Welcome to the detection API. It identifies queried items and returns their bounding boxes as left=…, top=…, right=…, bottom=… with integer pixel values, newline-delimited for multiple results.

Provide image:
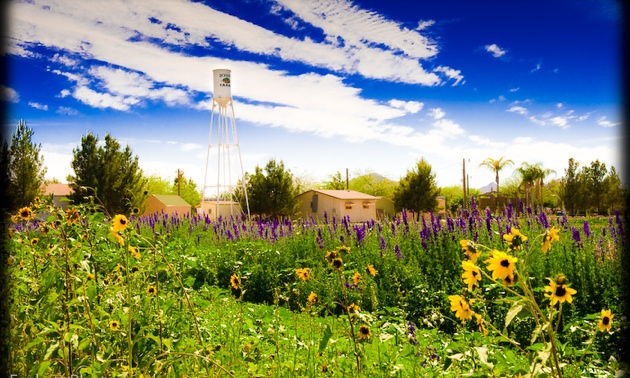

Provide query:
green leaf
left=504, top=301, right=524, bottom=329
left=318, top=325, right=332, bottom=353
left=37, top=361, right=51, bottom=376
left=43, top=342, right=59, bottom=360
left=474, top=346, right=494, bottom=368
left=24, top=337, right=45, bottom=350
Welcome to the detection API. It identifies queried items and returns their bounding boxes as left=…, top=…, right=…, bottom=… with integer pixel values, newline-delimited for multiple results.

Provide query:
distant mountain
left=479, top=182, right=497, bottom=193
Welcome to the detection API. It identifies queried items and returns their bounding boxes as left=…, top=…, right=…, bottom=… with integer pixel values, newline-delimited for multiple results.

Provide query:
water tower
left=201, top=69, right=250, bottom=220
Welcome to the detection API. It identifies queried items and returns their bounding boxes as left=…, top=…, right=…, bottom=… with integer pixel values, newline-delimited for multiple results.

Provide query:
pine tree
left=392, top=158, right=439, bottom=216
left=5, top=120, right=47, bottom=212
left=68, top=132, right=146, bottom=216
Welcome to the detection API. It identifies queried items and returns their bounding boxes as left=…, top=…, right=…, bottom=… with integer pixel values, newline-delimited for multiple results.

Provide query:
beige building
left=297, top=189, right=380, bottom=223
left=142, top=194, right=192, bottom=217
left=197, top=199, right=243, bottom=221
left=43, top=183, right=73, bottom=210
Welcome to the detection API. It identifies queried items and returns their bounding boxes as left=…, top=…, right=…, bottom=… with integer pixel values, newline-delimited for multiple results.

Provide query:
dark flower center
left=603, top=316, right=610, bottom=325
left=472, top=271, right=478, bottom=277
left=555, top=286, right=567, bottom=297
left=500, top=259, right=510, bottom=267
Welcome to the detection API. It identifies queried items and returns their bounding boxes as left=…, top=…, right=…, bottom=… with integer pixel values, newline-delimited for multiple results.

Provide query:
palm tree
left=533, top=165, right=556, bottom=208
left=516, top=162, right=537, bottom=209
left=479, top=156, right=514, bottom=206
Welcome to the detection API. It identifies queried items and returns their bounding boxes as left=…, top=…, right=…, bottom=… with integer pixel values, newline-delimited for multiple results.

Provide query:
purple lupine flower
left=538, top=211, right=549, bottom=229
left=583, top=220, right=591, bottom=238
left=379, top=235, right=386, bottom=251
left=609, top=218, right=619, bottom=244
left=354, top=225, right=366, bottom=246
left=571, top=227, right=582, bottom=248
left=507, top=201, right=513, bottom=221
left=471, top=196, right=479, bottom=218
left=391, top=222, right=396, bottom=236
left=407, top=321, right=418, bottom=345
left=395, top=244, right=403, bottom=259
left=446, top=216, right=454, bottom=233
left=316, top=228, right=324, bottom=249
left=519, top=199, right=524, bottom=214
left=615, top=210, right=625, bottom=239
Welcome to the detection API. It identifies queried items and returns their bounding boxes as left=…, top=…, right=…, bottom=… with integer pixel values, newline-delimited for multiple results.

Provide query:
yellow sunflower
left=448, top=295, right=475, bottom=323
left=331, top=257, right=343, bottom=270
left=544, top=276, right=577, bottom=306
left=366, top=264, right=378, bottom=276
left=324, top=250, right=338, bottom=262
left=111, top=214, right=129, bottom=232
left=30, top=238, right=39, bottom=246
left=295, top=267, right=310, bottom=281
left=65, top=208, right=81, bottom=225
left=230, top=274, right=241, bottom=289
left=18, top=207, right=34, bottom=221
left=337, top=245, right=351, bottom=254
left=128, top=246, right=141, bottom=259
left=542, top=226, right=561, bottom=253
left=109, top=320, right=121, bottom=331
left=598, top=309, right=613, bottom=332
left=307, top=292, right=317, bottom=306
left=475, top=313, right=488, bottom=336
left=503, top=227, right=528, bottom=251
left=460, top=240, right=481, bottom=263
left=347, top=303, right=360, bottom=316
left=461, top=260, right=482, bottom=291
left=147, top=286, right=157, bottom=296
left=484, top=250, right=518, bottom=280
left=110, top=229, right=124, bottom=246
left=352, top=272, right=362, bottom=285
left=358, top=325, right=371, bottom=341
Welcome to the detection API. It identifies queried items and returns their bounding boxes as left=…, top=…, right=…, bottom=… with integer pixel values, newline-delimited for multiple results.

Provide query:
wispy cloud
left=597, top=116, right=620, bottom=128
left=507, top=106, right=527, bottom=115
left=484, top=43, right=507, bottom=58
left=28, top=102, right=48, bottom=111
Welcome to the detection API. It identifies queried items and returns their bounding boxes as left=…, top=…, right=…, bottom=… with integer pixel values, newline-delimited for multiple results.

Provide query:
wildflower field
left=6, top=197, right=628, bottom=377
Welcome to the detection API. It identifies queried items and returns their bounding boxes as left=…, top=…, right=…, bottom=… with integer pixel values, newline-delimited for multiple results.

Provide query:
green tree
left=173, top=171, right=202, bottom=208
left=5, top=120, right=47, bottom=212
left=68, top=132, right=147, bottom=216
left=562, top=158, right=581, bottom=215
left=349, top=170, right=397, bottom=197
left=241, top=159, right=300, bottom=219
left=145, top=175, right=172, bottom=196
left=601, top=166, right=626, bottom=214
left=583, top=159, right=607, bottom=214
left=478, top=156, right=514, bottom=203
left=392, top=158, right=439, bottom=216
left=323, top=171, right=346, bottom=190
left=516, top=162, right=538, bottom=209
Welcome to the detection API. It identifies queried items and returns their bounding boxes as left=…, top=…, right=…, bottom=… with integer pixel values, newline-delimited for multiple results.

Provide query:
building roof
left=150, top=194, right=191, bottom=207
left=43, top=183, right=72, bottom=196
left=305, top=189, right=379, bottom=200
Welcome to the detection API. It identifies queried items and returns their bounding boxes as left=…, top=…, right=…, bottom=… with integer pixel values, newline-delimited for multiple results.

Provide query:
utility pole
left=346, top=168, right=349, bottom=190
left=462, top=158, right=467, bottom=209
left=177, top=169, right=181, bottom=196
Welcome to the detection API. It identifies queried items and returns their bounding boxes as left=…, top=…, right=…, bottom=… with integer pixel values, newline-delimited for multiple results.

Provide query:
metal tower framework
left=201, top=92, right=250, bottom=220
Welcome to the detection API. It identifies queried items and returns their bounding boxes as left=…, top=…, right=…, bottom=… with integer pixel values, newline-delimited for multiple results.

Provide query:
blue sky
left=2, top=0, right=624, bottom=194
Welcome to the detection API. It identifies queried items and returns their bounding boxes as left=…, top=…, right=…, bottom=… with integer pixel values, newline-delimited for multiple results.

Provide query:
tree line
left=2, top=121, right=627, bottom=220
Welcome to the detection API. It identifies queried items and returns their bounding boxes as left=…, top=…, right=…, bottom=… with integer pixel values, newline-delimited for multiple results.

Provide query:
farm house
left=142, top=194, right=192, bottom=217
left=297, top=189, right=381, bottom=223
left=197, top=199, right=243, bottom=221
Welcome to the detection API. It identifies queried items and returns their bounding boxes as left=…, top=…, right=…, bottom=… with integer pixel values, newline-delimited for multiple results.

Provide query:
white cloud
left=28, top=102, right=48, bottom=110
left=417, top=20, right=435, bottom=30
left=549, top=116, right=570, bottom=129
left=597, top=116, right=619, bottom=128
left=507, top=106, right=527, bottom=115
left=531, top=63, right=541, bottom=73
left=433, top=66, right=464, bottom=86
left=556, top=102, right=563, bottom=108
left=429, top=108, right=445, bottom=119
left=388, top=99, right=424, bottom=114
left=73, top=86, right=134, bottom=111
left=1, top=85, right=19, bottom=102
left=508, top=87, right=519, bottom=92
left=529, top=116, right=546, bottom=125
left=57, top=106, right=78, bottom=115
left=485, top=44, right=506, bottom=58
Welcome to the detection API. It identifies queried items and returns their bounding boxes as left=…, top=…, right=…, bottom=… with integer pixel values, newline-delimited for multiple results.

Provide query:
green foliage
left=7, top=197, right=625, bottom=377
left=349, top=170, right=397, bottom=197
left=3, top=120, right=47, bottom=212
left=561, top=158, right=626, bottom=216
left=241, top=159, right=300, bottom=219
left=173, top=171, right=201, bottom=207
left=68, top=133, right=147, bottom=216
left=322, top=171, right=346, bottom=190
left=392, top=158, right=439, bottom=214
